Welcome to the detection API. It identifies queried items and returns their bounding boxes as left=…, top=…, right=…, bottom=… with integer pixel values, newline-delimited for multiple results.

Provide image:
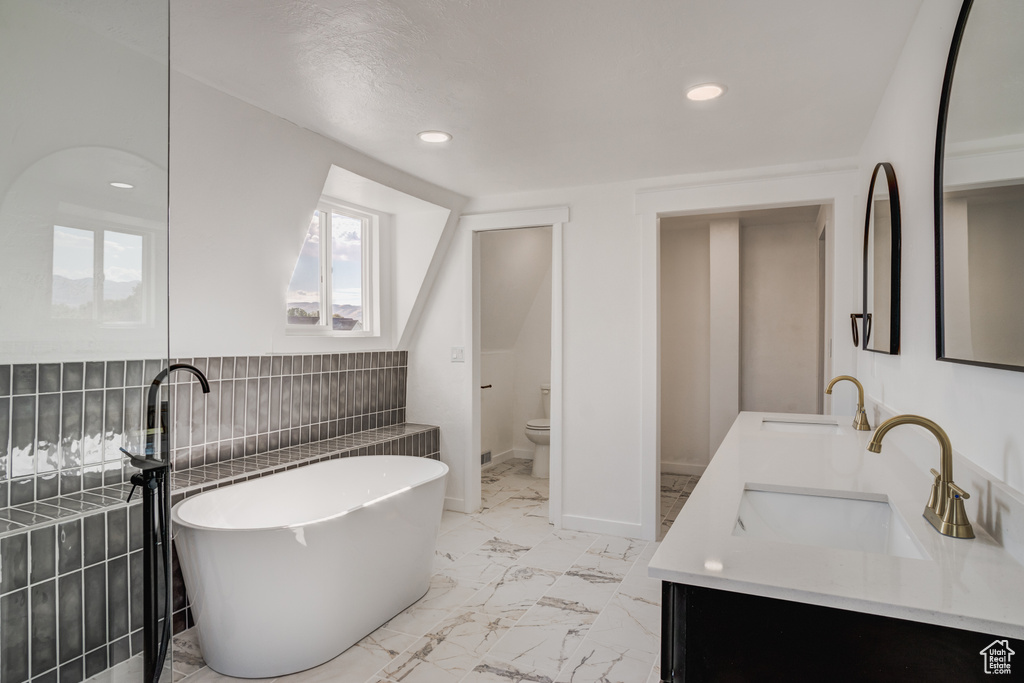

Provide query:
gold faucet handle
left=941, top=481, right=975, bottom=539
left=948, top=481, right=970, bottom=500
left=927, top=469, right=942, bottom=511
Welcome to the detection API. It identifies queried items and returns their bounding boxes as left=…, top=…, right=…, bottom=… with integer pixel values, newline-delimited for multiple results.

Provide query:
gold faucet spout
left=824, top=375, right=871, bottom=431
left=866, top=414, right=974, bottom=539
left=868, top=415, right=953, bottom=506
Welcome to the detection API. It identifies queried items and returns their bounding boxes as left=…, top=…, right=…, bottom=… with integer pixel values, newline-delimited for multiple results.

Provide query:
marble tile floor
left=174, top=459, right=699, bottom=683
left=659, top=473, right=698, bottom=540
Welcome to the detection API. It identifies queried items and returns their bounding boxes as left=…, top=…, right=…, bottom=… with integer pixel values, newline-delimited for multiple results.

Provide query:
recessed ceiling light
left=418, top=130, right=452, bottom=143
left=109, top=181, right=134, bottom=189
left=686, top=83, right=726, bottom=101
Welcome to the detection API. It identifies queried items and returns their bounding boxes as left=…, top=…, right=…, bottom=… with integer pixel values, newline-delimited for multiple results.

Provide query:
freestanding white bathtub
left=171, top=455, right=448, bottom=678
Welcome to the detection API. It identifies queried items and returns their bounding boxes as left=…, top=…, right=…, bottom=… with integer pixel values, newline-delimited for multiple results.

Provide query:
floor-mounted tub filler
left=171, top=455, right=448, bottom=678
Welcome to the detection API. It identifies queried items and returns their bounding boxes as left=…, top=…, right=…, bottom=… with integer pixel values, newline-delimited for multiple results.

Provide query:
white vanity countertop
left=648, top=411, right=1024, bottom=639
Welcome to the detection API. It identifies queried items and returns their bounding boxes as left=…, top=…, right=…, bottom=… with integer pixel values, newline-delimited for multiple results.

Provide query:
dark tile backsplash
left=0, top=362, right=151, bottom=512
left=0, top=352, right=409, bottom=509
left=167, top=352, right=408, bottom=473
left=1, top=505, right=144, bottom=683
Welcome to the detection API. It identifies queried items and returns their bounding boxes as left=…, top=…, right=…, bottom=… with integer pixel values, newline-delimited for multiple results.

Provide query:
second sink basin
left=733, top=485, right=927, bottom=560
left=760, top=417, right=842, bottom=435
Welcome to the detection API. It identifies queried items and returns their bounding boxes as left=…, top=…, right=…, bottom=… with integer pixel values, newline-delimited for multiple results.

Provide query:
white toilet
left=524, top=383, right=551, bottom=478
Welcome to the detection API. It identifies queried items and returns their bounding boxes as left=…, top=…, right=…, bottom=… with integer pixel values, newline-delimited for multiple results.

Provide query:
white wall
left=857, top=0, right=1024, bottom=495
left=512, top=264, right=552, bottom=454
left=168, top=73, right=465, bottom=358
left=708, top=219, right=740, bottom=455
left=480, top=350, right=514, bottom=460
left=408, top=163, right=860, bottom=536
left=395, top=210, right=449, bottom=339
left=408, top=183, right=646, bottom=527
left=658, top=211, right=821, bottom=474
left=740, top=220, right=820, bottom=413
left=479, top=228, right=552, bottom=352
left=659, top=222, right=710, bottom=471
left=406, top=226, right=474, bottom=510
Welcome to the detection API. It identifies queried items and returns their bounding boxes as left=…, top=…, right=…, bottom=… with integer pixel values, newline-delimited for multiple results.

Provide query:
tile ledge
left=0, top=422, right=439, bottom=539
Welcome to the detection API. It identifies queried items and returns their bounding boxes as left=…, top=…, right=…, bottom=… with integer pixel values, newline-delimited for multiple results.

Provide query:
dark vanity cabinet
left=660, top=582, right=1019, bottom=682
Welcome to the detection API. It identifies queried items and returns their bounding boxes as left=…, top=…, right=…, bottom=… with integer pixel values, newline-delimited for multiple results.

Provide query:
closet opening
left=657, top=204, right=831, bottom=537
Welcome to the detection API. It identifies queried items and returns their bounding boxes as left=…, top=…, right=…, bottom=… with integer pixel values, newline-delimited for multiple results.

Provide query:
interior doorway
left=462, top=207, right=567, bottom=525
left=656, top=204, right=832, bottom=537
left=478, top=226, right=553, bottom=479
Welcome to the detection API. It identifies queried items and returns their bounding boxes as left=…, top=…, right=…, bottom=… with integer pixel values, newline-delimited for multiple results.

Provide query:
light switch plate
left=451, top=347, right=465, bottom=363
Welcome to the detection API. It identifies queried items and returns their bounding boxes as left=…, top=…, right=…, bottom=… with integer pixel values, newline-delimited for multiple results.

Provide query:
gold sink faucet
left=867, top=415, right=974, bottom=539
left=824, top=375, right=871, bottom=431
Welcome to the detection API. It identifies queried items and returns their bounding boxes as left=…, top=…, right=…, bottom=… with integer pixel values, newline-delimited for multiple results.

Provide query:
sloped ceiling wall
left=480, top=227, right=552, bottom=351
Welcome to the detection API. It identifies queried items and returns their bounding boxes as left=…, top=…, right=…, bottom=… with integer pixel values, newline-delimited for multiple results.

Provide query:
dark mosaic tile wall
left=0, top=352, right=409, bottom=511
left=167, top=352, right=408, bottom=473
left=0, top=499, right=146, bottom=683
left=0, top=360, right=163, bottom=512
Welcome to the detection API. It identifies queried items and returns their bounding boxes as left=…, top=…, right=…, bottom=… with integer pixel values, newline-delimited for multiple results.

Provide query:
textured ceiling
left=171, top=0, right=924, bottom=197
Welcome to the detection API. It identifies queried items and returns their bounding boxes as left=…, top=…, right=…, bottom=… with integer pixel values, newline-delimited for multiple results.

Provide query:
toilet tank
left=541, top=383, right=551, bottom=418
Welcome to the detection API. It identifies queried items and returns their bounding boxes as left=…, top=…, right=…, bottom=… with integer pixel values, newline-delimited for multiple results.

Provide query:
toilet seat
left=526, top=419, right=550, bottom=430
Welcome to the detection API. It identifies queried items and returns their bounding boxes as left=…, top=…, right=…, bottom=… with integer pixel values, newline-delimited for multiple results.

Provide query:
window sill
left=284, top=326, right=378, bottom=338
left=273, top=323, right=392, bottom=355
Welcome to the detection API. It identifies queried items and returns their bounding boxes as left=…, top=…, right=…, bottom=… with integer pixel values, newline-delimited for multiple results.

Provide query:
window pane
left=102, top=231, right=144, bottom=322
left=331, top=212, right=362, bottom=331
left=52, top=225, right=94, bottom=318
left=286, top=211, right=321, bottom=325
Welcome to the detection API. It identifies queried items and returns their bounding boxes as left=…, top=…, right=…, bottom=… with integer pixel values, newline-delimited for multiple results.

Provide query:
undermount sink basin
left=760, top=418, right=842, bottom=435
left=733, top=485, right=928, bottom=560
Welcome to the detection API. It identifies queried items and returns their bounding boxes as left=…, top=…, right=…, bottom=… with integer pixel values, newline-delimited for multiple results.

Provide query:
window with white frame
left=285, top=200, right=376, bottom=334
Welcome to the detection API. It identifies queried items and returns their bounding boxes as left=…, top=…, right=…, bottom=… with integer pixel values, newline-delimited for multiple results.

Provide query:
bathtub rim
left=170, top=455, right=448, bottom=533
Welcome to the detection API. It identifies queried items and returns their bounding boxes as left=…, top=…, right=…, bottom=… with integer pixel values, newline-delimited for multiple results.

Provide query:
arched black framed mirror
left=863, top=162, right=901, bottom=354
left=935, top=0, right=1024, bottom=371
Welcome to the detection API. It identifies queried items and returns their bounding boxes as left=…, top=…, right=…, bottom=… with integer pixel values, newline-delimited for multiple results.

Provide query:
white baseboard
left=444, top=496, right=467, bottom=513
left=561, top=513, right=644, bottom=539
left=661, top=462, right=706, bottom=476
left=482, top=448, right=535, bottom=471
left=483, top=449, right=516, bottom=470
